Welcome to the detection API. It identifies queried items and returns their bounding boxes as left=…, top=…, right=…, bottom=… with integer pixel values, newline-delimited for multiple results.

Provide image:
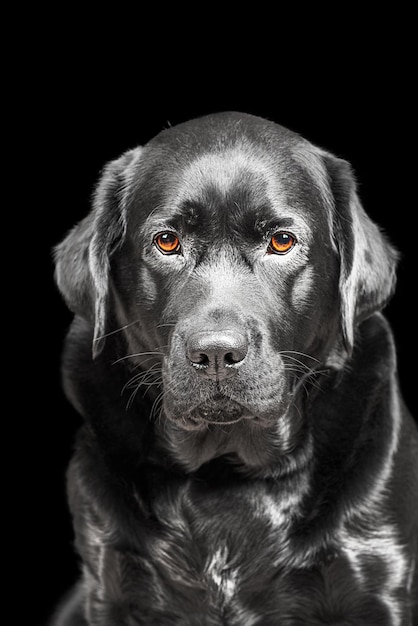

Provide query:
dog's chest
left=82, top=473, right=406, bottom=625
left=150, top=476, right=300, bottom=570
left=138, top=478, right=302, bottom=622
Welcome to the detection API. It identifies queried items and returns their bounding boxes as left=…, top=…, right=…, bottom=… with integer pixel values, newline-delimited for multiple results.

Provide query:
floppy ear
left=54, top=147, right=143, bottom=358
left=321, top=153, right=398, bottom=356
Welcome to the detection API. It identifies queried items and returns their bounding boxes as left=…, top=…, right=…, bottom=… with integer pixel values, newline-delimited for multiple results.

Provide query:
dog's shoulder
left=308, top=313, right=417, bottom=513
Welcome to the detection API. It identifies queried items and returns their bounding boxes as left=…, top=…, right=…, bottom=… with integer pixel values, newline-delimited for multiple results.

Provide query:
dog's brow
left=142, top=209, right=177, bottom=234
left=254, top=216, right=295, bottom=234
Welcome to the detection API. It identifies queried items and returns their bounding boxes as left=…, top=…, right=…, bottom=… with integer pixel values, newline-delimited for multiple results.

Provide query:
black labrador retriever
left=52, top=112, right=418, bottom=625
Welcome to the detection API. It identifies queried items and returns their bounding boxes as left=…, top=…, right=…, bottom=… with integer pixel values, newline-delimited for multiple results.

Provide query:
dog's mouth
left=188, top=396, right=249, bottom=426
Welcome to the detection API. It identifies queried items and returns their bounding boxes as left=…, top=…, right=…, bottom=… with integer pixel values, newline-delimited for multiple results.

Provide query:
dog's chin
left=164, top=395, right=274, bottom=432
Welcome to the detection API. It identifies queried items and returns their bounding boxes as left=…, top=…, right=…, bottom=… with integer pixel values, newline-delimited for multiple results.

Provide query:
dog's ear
left=54, top=147, right=143, bottom=358
left=322, top=153, right=398, bottom=356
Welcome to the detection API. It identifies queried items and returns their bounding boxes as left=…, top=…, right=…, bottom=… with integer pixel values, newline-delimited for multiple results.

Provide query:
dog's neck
left=155, top=402, right=315, bottom=479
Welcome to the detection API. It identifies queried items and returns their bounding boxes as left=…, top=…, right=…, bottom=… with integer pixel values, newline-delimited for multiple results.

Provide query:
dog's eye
left=154, top=232, right=182, bottom=255
left=268, top=232, right=296, bottom=255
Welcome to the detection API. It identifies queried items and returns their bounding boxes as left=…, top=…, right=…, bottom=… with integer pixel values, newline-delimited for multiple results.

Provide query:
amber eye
left=154, top=232, right=182, bottom=255
left=269, top=232, right=296, bottom=254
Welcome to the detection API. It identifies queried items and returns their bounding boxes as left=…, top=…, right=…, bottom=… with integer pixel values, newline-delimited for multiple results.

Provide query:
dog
left=52, top=112, right=418, bottom=625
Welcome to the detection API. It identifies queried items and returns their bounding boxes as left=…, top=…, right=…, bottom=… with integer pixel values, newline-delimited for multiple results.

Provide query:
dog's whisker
left=126, top=379, right=162, bottom=410
left=122, top=362, right=162, bottom=387
left=123, top=370, right=163, bottom=394
left=279, top=350, right=321, bottom=364
left=149, top=377, right=186, bottom=423
left=130, top=355, right=162, bottom=372
left=113, top=351, right=166, bottom=365
left=290, top=366, right=330, bottom=396
left=281, top=355, right=318, bottom=372
left=281, top=353, right=330, bottom=389
left=123, top=365, right=164, bottom=407
left=94, top=318, right=142, bottom=341
left=130, top=346, right=169, bottom=371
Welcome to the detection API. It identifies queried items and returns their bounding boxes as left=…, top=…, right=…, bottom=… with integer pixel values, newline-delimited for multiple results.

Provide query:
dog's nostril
left=187, top=331, right=248, bottom=379
left=224, top=352, right=235, bottom=366
left=224, top=350, right=244, bottom=365
left=193, top=352, right=210, bottom=366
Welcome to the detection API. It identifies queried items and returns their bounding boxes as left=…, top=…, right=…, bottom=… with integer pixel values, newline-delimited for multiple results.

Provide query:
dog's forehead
left=173, top=147, right=283, bottom=205
left=167, top=147, right=314, bottom=233
left=130, top=116, right=335, bottom=236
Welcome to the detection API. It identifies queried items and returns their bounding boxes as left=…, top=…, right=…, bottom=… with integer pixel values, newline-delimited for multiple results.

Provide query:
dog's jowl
left=51, top=113, right=418, bottom=625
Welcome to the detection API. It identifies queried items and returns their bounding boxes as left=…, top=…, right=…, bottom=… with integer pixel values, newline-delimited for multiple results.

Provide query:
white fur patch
left=205, top=546, right=239, bottom=602
left=340, top=523, right=408, bottom=626
left=249, top=463, right=313, bottom=569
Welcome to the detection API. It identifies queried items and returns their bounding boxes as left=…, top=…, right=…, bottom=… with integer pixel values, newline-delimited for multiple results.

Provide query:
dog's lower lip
left=193, top=415, right=244, bottom=426
left=191, top=399, right=246, bottom=424
left=199, top=414, right=243, bottom=425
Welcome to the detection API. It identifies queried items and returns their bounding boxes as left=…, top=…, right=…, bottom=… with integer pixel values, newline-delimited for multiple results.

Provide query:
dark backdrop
left=29, top=66, right=415, bottom=625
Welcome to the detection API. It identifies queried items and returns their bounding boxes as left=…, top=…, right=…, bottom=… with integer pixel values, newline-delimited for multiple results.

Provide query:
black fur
left=51, top=113, right=418, bottom=625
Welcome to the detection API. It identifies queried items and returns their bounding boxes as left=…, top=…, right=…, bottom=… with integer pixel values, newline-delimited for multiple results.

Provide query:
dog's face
left=55, top=113, right=397, bottom=458
left=122, top=134, right=342, bottom=435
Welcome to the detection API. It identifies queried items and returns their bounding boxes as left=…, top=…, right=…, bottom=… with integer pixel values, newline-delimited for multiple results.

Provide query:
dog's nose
left=187, top=331, right=248, bottom=381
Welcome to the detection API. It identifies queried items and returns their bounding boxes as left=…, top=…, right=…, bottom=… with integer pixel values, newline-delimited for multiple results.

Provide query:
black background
left=26, top=50, right=416, bottom=625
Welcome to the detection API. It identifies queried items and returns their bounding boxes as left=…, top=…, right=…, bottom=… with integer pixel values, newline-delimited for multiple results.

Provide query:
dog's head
left=55, top=113, right=397, bottom=463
